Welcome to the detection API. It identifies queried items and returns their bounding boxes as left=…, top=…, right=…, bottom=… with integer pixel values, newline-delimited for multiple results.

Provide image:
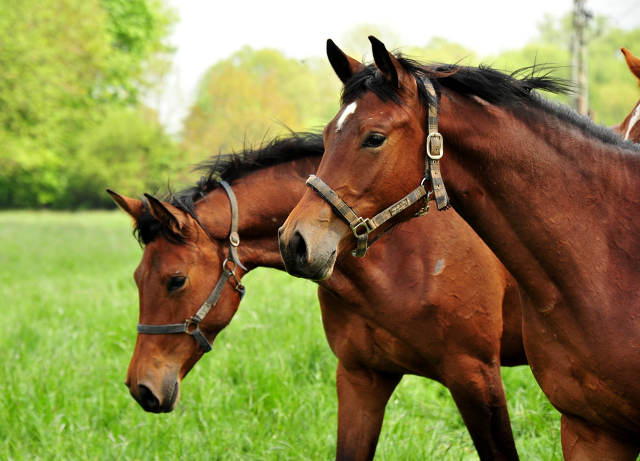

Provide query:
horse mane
left=342, top=57, right=640, bottom=151
left=134, top=131, right=324, bottom=246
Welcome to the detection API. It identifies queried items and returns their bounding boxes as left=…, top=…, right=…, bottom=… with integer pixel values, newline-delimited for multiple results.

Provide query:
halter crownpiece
left=423, top=78, right=451, bottom=211
left=136, top=181, right=246, bottom=353
left=306, top=77, right=450, bottom=258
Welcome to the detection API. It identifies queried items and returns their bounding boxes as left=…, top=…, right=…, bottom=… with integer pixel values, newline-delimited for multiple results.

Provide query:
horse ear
left=369, top=35, right=415, bottom=92
left=106, top=189, right=144, bottom=222
left=369, top=36, right=400, bottom=88
left=621, top=47, right=640, bottom=84
left=327, top=39, right=363, bottom=84
left=144, top=194, right=193, bottom=238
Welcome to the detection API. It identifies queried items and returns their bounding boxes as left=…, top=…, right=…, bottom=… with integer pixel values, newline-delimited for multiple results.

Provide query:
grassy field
left=0, top=211, right=562, bottom=460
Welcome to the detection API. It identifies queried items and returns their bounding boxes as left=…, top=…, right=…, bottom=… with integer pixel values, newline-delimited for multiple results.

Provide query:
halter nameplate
left=136, top=181, right=246, bottom=353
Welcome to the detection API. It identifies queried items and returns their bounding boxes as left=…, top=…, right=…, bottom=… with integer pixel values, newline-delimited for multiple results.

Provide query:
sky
left=158, top=0, right=640, bottom=132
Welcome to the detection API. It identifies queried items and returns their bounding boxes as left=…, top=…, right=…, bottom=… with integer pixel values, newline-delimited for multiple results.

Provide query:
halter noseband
left=307, top=78, right=450, bottom=258
left=136, top=181, right=246, bottom=353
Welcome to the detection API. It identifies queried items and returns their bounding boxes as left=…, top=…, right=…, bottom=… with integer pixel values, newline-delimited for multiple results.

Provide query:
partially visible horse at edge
left=109, top=132, right=527, bottom=461
left=613, top=46, right=640, bottom=143
left=278, top=37, right=640, bottom=460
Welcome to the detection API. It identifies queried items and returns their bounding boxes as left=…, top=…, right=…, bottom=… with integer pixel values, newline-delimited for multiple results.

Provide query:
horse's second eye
left=167, top=276, right=186, bottom=292
left=363, top=134, right=386, bottom=148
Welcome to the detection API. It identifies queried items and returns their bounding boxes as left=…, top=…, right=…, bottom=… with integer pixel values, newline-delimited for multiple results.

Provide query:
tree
left=60, top=108, right=179, bottom=209
left=0, top=0, right=177, bottom=208
left=182, top=47, right=340, bottom=161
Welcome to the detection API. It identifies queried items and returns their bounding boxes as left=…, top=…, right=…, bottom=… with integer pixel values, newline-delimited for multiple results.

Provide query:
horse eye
left=362, top=134, right=386, bottom=148
left=166, top=276, right=187, bottom=292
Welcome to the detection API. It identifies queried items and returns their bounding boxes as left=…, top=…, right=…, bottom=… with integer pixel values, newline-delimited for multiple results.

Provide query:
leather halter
left=136, top=181, right=246, bottom=353
left=307, top=78, right=450, bottom=258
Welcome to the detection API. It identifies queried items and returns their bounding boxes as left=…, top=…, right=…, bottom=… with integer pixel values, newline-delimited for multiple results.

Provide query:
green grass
left=0, top=211, right=561, bottom=460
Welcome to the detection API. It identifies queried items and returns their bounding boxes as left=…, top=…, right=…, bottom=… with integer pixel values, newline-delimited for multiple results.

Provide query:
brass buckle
left=351, top=218, right=373, bottom=237
left=426, top=132, right=444, bottom=160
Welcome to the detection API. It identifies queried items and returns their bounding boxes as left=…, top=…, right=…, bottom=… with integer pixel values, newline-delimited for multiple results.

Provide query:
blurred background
left=0, top=0, right=638, bottom=208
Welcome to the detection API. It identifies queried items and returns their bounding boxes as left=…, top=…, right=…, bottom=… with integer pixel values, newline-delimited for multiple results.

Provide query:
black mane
left=342, top=57, right=639, bottom=150
left=134, top=131, right=324, bottom=246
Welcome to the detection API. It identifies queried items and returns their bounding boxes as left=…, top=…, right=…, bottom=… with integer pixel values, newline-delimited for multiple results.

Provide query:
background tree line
left=1, top=7, right=639, bottom=209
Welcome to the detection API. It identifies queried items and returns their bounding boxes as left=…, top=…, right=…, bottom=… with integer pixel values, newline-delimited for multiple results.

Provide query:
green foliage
left=101, top=0, right=177, bottom=104
left=0, top=0, right=177, bottom=209
left=182, top=47, right=341, bottom=161
left=404, top=37, right=479, bottom=66
left=0, top=135, right=66, bottom=208
left=59, top=108, right=181, bottom=209
left=0, top=211, right=562, bottom=459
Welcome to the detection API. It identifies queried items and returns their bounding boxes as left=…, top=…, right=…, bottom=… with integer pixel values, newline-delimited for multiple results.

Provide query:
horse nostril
left=292, top=230, right=308, bottom=265
left=138, top=384, right=160, bottom=412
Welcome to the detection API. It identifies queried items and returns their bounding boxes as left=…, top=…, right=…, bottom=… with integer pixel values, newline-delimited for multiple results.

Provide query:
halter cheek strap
left=136, top=181, right=246, bottom=353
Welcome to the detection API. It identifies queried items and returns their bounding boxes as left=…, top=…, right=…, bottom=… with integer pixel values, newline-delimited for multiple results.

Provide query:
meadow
left=0, top=211, right=562, bottom=460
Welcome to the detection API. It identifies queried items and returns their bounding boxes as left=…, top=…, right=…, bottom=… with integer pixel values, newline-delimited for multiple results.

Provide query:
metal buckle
left=426, top=132, right=444, bottom=159
left=351, top=218, right=373, bottom=237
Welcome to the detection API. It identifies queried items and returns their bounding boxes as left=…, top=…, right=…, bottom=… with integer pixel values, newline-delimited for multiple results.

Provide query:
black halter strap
left=136, top=181, right=246, bottom=353
left=306, top=77, right=450, bottom=258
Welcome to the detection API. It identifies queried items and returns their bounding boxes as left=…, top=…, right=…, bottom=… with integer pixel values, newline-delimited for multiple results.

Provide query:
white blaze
left=624, top=105, right=640, bottom=141
left=336, top=102, right=357, bottom=132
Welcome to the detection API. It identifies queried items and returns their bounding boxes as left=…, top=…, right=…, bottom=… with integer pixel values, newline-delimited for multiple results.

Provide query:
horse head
left=109, top=188, right=245, bottom=413
left=279, top=37, right=429, bottom=279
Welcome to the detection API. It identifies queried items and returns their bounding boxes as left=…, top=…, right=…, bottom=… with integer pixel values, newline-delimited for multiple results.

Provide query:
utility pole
left=571, top=0, right=592, bottom=116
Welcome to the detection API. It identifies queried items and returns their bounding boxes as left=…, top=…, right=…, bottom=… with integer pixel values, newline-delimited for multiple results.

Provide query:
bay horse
left=109, top=132, right=527, bottom=461
left=613, top=47, right=640, bottom=143
left=278, top=37, right=640, bottom=460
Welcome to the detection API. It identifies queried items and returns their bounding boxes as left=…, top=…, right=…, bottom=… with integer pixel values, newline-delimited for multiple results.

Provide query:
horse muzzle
left=126, top=375, right=180, bottom=414
left=278, top=225, right=338, bottom=281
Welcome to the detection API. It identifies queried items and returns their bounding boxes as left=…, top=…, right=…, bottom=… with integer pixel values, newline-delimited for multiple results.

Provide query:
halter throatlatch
left=306, top=77, right=450, bottom=258
left=136, top=181, right=246, bottom=353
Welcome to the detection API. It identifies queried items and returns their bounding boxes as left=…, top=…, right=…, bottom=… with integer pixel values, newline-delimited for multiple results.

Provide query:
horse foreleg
left=335, top=361, right=401, bottom=461
left=561, top=414, right=640, bottom=461
left=443, top=356, right=520, bottom=461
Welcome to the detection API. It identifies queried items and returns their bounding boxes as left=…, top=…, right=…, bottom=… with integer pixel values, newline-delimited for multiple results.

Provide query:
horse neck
left=197, top=156, right=321, bottom=271
left=438, top=92, right=640, bottom=308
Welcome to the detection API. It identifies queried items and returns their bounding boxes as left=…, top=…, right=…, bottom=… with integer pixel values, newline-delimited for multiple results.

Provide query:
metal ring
left=351, top=218, right=373, bottom=237
left=223, top=258, right=236, bottom=273
left=185, top=318, right=199, bottom=335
